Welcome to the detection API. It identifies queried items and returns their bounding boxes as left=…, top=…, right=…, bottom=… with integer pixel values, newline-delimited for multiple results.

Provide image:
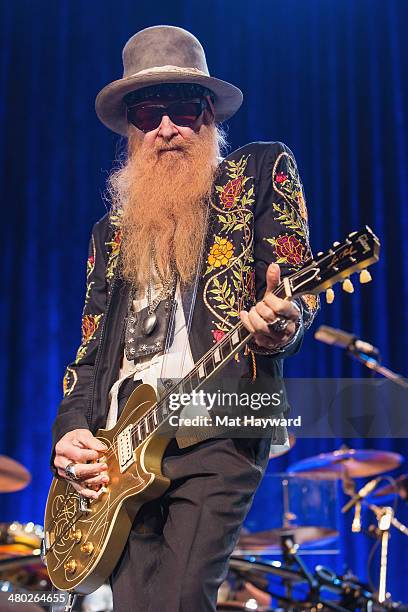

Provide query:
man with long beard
left=51, top=25, right=318, bottom=611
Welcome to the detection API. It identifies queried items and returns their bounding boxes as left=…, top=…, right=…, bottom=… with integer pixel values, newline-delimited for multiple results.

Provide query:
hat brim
left=95, top=70, right=243, bottom=136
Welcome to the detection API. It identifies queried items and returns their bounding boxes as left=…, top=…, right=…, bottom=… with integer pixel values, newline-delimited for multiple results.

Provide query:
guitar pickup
left=117, top=425, right=135, bottom=473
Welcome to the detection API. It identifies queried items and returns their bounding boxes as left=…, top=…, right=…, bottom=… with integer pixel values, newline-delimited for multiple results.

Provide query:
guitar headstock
left=289, top=227, right=380, bottom=302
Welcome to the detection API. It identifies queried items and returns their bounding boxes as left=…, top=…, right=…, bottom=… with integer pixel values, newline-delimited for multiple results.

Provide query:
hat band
left=125, top=65, right=209, bottom=79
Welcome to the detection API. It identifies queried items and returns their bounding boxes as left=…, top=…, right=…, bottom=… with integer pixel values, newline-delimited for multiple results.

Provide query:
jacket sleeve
left=251, top=141, right=320, bottom=358
left=51, top=216, right=112, bottom=464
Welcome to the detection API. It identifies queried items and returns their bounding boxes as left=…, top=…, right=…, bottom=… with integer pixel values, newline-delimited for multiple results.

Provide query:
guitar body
left=44, top=384, right=170, bottom=594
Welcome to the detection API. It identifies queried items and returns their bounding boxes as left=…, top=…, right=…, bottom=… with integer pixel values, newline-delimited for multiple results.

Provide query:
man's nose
left=157, top=114, right=179, bottom=139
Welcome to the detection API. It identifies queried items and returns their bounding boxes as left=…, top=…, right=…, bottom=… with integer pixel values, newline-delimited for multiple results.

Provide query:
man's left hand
left=239, top=263, right=300, bottom=350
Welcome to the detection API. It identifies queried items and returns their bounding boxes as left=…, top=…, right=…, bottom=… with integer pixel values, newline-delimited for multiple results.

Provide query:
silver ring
left=64, top=462, right=79, bottom=481
left=268, top=317, right=289, bottom=333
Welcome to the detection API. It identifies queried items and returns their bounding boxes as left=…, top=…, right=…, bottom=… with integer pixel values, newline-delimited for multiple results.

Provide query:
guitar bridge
left=117, top=425, right=135, bottom=473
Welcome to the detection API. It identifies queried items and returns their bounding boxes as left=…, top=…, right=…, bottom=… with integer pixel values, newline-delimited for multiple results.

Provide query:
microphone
left=314, top=325, right=380, bottom=357
left=341, top=477, right=381, bottom=513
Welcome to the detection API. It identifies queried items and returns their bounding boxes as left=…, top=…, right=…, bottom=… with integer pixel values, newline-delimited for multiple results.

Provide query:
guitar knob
left=64, top=559, right=77, bottom=574
left=325, top=288, right=335, bottom=304
left=342, top=278, right=354, bottom=293
left=70, top=529, right=82, bottom=543
left=360, top=269, right=372, bottom=284
left=80, top=542, right=94, bottom=556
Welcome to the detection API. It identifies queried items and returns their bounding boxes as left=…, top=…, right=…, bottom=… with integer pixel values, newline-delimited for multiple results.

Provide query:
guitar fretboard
left=126, top=280, right=291, bottom=448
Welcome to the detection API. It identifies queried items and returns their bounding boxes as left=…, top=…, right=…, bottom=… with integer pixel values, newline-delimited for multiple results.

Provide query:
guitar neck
left=128, top=280, right=291, bottom=448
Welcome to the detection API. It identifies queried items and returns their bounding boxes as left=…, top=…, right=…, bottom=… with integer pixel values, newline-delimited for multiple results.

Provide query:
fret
left=181, top=375, right=194, bottom=395
left=231, top=328, right=240, bottom=346
left=204, top=351, right=215, bottom=376
left=220, top=336, right=233, bottom=361
left=198, top=362, right=206, bottom=379
left=188, top=369, right=201, bottom=393
left=131, top=429, right=138, bottom=448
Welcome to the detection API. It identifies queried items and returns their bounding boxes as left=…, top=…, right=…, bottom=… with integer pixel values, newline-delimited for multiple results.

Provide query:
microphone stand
left=346, top=348, right=408, bottom=389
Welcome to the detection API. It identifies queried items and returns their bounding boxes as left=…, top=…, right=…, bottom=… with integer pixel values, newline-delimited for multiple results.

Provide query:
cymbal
left=288, top=448, right=403, bottom=479
left=0, top=456, right=31, bottom=493
left=235, top=526, right=338, bottom=554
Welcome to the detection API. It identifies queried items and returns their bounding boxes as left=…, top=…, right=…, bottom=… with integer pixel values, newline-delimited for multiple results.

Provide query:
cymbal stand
left=366, top=503, right=407, bottom=604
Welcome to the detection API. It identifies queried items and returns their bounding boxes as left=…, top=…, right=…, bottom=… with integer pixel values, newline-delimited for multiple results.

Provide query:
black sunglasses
left=126, top=99, right=208, bottom=133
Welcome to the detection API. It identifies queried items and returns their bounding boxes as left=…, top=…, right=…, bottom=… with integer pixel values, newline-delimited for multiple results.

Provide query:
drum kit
left=1, top=445, right=407, bottom=611
left=218, top=443, right=408, bottom=611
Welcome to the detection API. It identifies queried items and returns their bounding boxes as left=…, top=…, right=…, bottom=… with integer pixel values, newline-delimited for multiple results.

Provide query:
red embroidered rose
left=275, top=172, right=288, bottom=184
left=275, top=235, right=305, bottom=266
left=112, top=230, right=122, bottom=251
left=87, top=254, right=95, bottom=276
left=81, top=314, right=102, bottom=344
left=220, top=177, right=243, bottom=208
left=212, top=329, right=226, bottom=343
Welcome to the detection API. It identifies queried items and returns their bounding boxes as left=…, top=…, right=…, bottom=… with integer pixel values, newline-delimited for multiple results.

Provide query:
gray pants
left=110, top=436, right=270, bottom=612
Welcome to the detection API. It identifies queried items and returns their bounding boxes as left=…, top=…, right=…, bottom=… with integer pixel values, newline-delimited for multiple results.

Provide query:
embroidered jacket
left=53, top=141, right=319, bottom=455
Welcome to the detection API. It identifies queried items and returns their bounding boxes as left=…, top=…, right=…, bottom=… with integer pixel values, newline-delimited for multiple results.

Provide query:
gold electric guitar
left=43, top=227, right=380, bottom=594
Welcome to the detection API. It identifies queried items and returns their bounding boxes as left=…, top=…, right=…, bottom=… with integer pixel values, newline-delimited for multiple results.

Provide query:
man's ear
left=203, top=108, right=215, bottom=126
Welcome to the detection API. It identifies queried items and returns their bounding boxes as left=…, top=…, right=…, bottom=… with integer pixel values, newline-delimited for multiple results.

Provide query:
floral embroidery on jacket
left=207, top=237, right=234, bottom=270
left=266, top=148, right=319, bottom=325
left=264, top=233, right=306, bottom=267
left=63, top=366, right=78, bottom=397
left=300, top=294, right=320, bottom=328
left=204, top=154, right=256, bottom=339
left=84, top=235, right=96, bottom=305
left=75, top=314, right=102, bottom=363
left=262, top=150, right=311, bottom=271
left=272, top=152, right=308, bottom=221
left=272, top=151, right=309, bottom=238
left=106, top=211, right=123, bottom=281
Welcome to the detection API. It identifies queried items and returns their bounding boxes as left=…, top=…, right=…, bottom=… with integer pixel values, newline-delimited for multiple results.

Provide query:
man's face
left=127, top=96, right=213, bottom=155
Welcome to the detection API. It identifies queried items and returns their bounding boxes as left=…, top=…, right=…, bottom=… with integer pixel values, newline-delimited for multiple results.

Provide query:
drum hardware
left=237, top=473, right=339, bottom=556
left=340, top=470, right=408, bottom=605
left=369, top=475, right=408, bottom=503
left=235, top=451, right=407, bottom=611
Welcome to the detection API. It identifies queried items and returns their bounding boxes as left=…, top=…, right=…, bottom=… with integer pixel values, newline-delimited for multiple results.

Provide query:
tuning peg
left=333, top=241, right=340, bottom=247
left=359, top=269, right=372, bottom=284
left=326, top=288, right=335, bottom=303
left=342, top=278, right=354, bottom=293
left=317, top=251, right=323, bottom=257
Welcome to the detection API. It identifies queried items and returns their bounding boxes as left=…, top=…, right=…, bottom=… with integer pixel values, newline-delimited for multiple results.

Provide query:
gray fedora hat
left=95, top=25, right=243, bottom=136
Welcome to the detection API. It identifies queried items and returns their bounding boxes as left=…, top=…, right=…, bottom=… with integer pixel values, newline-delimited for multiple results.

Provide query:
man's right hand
left=54, top=429, right=109, bottom=499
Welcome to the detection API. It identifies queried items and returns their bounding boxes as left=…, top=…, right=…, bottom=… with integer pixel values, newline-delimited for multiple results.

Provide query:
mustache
left=154, top=137, right=195, bottom=154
